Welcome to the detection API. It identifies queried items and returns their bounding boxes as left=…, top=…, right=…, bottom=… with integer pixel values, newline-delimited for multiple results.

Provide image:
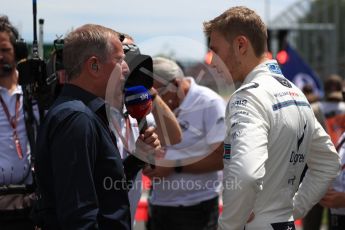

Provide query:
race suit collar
left=242, top=59, right=281, bottom=85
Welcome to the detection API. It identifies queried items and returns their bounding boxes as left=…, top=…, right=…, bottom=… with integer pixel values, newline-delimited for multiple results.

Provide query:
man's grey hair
left=152, top=57, right=184, bottom=83
left=63, top=24, right=119, bottom=81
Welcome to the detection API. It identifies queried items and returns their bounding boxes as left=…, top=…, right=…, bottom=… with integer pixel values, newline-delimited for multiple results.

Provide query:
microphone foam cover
left=125, top=86, right=152, bottom=119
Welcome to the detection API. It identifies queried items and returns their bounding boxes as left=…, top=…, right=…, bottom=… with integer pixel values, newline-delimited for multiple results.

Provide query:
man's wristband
left=174, top=159, right=183, bottom=173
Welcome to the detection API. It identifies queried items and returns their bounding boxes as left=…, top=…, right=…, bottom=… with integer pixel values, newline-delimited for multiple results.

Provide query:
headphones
left=91, top=63, right=98, bottom=71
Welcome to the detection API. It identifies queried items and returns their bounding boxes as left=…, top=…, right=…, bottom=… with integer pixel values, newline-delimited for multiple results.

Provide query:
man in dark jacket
left=35, top=24, right=160, bottom=230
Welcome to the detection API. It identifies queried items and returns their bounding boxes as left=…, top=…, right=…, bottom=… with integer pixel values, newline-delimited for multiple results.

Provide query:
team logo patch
left=271, top=221, right=295, bottom=230
left=273, top=76, right=292, bottom=88
left=231, top=99, right=248, bottom=108
left=266, top=63, right=282, bottom=74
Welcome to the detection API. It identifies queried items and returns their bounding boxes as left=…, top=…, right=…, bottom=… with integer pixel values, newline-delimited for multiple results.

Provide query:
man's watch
left=174, top=159, right=183, bottom=173
left=174, top=166, right=183, bottom=173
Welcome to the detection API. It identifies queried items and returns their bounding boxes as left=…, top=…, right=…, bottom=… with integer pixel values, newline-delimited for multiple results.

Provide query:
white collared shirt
left=0, top=85, right=32, bottom=185
left=150, top=77, right=226, bottom=206
left=109, top=106, right=156, bottom=226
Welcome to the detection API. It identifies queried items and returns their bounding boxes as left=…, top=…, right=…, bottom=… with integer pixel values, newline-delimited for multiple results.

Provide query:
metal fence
left=269, top=0, right=345, bottom=80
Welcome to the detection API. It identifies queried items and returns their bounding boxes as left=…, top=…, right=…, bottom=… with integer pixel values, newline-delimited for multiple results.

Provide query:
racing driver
left=204, top=6, right=340, bottom=230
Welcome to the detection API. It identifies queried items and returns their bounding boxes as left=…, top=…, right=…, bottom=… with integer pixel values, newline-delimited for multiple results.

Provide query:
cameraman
left=0, top=15, right=35, bottom=229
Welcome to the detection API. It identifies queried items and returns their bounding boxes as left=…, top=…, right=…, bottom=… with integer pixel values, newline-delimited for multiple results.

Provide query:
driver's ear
left=234, top=35, right=248, bottom=55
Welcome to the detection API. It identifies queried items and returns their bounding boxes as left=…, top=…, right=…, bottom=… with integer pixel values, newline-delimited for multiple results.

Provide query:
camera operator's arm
left=150, top=88, right=182, bottom=146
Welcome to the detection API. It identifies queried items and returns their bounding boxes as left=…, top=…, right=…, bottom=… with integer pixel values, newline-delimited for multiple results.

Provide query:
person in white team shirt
left=204, top=6, right=340, bottom=230
left=143, top=57, right=226, bottom=230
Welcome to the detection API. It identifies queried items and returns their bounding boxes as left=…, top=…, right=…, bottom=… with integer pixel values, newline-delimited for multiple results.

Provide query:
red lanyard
left=0, top=94, right=23, bottom=159
left=111, top=114, right=132, bottom=152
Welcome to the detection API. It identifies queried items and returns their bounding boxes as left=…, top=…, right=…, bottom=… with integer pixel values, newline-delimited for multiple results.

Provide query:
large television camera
left=17, top=40, right=154, bottom=118
left=17, top=38, right=153, bottom=110
left=17, top=0, right=153, bottom=118
left=16, top=0, right=63, bottom=122
left=17, top=38, right=63, bottom=113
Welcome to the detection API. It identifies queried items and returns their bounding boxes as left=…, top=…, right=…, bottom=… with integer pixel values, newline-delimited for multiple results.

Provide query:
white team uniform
left=219, top=60, right=340, bottom=230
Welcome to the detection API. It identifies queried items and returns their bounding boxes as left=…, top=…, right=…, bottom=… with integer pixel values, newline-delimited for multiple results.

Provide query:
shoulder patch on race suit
left=273, top=76, right=292, bottom=88
left=266, top=62, right=283, bottom=75
left=271, top=221, right=295, bottom=230
left=238, top=82, right=259, bottom=92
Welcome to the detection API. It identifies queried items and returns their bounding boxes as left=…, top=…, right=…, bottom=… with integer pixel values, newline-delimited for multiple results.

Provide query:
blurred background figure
left=303, top=74, right=345, bottom=230
left=311, top=74, right=345, bottom=140
left=320, top=130, right=345, bottom=230
left=302, top=84, right=319, bottom=104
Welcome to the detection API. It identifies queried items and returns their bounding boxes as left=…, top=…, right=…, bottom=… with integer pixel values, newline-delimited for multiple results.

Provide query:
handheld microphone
left=124, top=85, right=153, bottom=133
left=124, top=85, right=155, bottom=168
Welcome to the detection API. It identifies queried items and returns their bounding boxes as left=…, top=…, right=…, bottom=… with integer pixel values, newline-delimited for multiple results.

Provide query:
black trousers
left=148, top=196, right=219, bottom=230
left=0, top=209, right=35, bottom=230
left=329, top=214, right=345, bottom=230
left=302, top=203, right=324, bottom=230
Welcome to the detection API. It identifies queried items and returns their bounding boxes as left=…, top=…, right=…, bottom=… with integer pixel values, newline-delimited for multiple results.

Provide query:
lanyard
left=111, top=113, right=132, bottom=153
left=0, top=94, right=23, bottom=159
